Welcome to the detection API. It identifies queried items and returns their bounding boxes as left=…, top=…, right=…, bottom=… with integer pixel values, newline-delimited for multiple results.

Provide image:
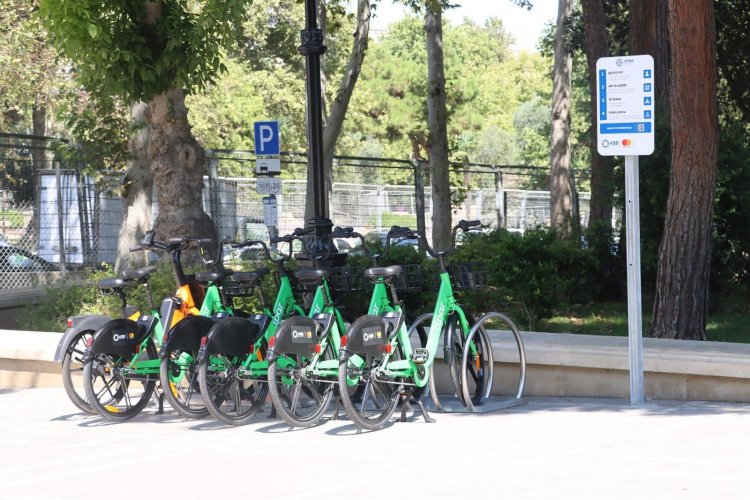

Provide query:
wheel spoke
left=290, top=378, right=303, bottom=414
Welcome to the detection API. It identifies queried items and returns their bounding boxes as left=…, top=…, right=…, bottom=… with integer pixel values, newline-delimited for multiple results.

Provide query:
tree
left=646, top=0, right=718, bottom=340
left=549, top=0, right=576, bottom=238
left=422, top=3, right=453, bottom=250
left=40, top=0, right=250, bottom=248
left=581, top=0, right=613, bottom=239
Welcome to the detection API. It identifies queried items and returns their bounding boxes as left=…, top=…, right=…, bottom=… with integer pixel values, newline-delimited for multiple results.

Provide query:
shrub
left=453, top=227, right=598, bottom=330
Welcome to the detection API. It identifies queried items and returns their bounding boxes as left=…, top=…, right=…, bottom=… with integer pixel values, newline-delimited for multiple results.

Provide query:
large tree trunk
left=115, top=102, right=152, bottom=272
left=425, top=6, right=451, bottom=251
left=147, top=87, right=217, bottom=247
left=629, top=0, right=670, bottom=113
left=549, top=0, right=575, bottom=239
left=304, top=0, right=372, bottom=224
left=646, top=0, right=717, bottom=340
left=582, top=0, right=613, bottom=236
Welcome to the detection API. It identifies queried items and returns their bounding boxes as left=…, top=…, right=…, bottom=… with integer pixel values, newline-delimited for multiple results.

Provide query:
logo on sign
left=622, top=139, right=632, bottom=148
left=291, top=328, right=313, bottom=343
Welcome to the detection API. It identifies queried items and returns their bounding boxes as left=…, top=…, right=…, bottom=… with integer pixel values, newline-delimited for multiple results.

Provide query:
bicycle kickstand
left=398, top=389, right=436, bottom=424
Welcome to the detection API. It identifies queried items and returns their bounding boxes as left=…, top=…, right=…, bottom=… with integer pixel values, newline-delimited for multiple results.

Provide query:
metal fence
left=0, top=135, right=592, bottom=290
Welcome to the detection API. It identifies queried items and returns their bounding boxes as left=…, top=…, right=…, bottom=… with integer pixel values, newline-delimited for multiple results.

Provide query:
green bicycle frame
left=237, top=274, right=306, bottom=377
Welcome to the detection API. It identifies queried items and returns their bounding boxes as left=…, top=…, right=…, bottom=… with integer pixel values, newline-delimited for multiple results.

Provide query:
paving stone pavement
left=1, top=388, right=750, bottom=499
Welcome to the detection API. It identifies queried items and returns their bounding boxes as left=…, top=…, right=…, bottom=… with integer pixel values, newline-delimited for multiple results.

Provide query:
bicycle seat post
left=143, top=278, right=155, bottom=311
left=116, top=288, right=128, bottom=318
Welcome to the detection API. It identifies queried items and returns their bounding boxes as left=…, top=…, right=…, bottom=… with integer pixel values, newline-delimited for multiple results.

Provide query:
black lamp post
left=298, top=0, right=339, bottom=261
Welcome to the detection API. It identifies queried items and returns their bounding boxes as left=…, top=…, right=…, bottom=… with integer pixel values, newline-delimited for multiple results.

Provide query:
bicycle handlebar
left=422, top=219, right=482, bottom=259
left=325, top=226, right=370, bottom=260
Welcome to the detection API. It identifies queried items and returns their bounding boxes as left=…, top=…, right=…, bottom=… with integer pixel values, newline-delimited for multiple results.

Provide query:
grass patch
left=537, top=299, right=750, bottom=343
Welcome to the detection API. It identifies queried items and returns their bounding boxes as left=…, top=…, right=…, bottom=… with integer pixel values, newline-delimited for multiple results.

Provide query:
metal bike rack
left=461, top=312, right=526, bottom=412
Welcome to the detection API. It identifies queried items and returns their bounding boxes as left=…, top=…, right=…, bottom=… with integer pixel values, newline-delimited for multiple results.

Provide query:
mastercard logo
left=622, top=139, right=632, bottom=147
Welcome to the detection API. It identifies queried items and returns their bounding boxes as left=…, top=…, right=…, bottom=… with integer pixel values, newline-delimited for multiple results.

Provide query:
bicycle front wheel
left=445, top=311, right=489, bottom=407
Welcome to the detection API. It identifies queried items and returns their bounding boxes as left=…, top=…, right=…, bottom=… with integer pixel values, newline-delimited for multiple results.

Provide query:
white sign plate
left=262, top=196, right=278, bottom=227
left=256, top=158, right=281, bottom=175
left=596, top=55, right=655, bottom=156
left=256, top=177, right=282, bottom=195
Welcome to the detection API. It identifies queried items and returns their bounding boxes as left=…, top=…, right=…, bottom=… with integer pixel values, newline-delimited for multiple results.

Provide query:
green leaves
left=39, top=0, right=251, bottom=102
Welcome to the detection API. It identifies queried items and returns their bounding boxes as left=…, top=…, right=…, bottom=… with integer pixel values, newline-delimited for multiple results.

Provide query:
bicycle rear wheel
left=267, top=351, right=335, bottom=428
left=61, top=330, right=96, bottom=414
left=83, top=339, right=157, bottom=422
left=198, top=354, right=267, bottom=426
left=160, top=348, right=208, bottom=419
left=338, top=351, right=401, bottom=431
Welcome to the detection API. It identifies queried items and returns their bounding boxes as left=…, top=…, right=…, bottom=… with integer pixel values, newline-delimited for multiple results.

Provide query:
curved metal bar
left=461, top=312, right=526, bottom=412
left=406, top=313, right=441, bottom=410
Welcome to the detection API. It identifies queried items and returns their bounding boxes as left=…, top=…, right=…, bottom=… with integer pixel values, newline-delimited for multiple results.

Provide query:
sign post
left=254, top=121, right=282, bottom=239
left=596, top=55, right=654, bottom=405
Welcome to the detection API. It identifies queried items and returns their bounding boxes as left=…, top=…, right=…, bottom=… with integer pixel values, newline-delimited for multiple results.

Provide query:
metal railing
left=0, top=136, right=592, bottom=290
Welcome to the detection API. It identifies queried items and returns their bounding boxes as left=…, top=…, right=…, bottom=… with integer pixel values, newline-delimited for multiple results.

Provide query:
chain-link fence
left=0, top=135, right=593, bottom=290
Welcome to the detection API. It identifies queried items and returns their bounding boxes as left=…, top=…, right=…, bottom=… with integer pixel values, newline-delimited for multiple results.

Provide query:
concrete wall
left=3, top=328, right=750, bottom=403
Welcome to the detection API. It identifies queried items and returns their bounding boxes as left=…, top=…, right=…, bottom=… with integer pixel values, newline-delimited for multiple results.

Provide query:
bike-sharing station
left=55, top=0, right=529, bottom=431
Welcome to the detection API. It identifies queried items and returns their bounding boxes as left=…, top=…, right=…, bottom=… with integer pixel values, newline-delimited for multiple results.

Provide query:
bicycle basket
left=363, top=264, right=423, bottom=294
left=449, top=262, right=487, bottom=291
left=395, top=264, right=423, bottom=293
left=329, top=266, right=365, bottom=293
left=223, top=282, right=255, bottom=298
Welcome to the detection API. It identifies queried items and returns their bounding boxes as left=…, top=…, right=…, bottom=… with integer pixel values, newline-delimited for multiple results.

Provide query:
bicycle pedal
left=411, top=348, right=429, bottom=365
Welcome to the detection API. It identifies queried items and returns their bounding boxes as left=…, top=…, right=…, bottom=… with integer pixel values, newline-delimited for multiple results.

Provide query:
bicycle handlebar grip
left=168, top=237, right=185, bottom=245
left=269, top=236, right=288, bottom=244
left=129, top=245, right=143, bottom=252
left=197, top=238, right=214, bottom=245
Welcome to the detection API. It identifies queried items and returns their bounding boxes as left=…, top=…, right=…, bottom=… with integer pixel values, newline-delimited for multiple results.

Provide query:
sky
left=348, top=0, right=559, bottom=53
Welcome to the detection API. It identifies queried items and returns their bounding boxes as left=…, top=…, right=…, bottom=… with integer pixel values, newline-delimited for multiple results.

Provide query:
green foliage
left=453, top=228, right=598, bottom=330
left=19, top=262, right=179, bottom=331
left=0, top=209, right=25, bottom=228
left=39, top=0, right=250, bottom=102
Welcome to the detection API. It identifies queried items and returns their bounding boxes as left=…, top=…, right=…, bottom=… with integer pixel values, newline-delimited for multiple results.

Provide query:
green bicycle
left=196, top=228, right=312, bottom=425
left=82, top=233, right=231, bottom=421
left=337, top=220, right=524, bottom=430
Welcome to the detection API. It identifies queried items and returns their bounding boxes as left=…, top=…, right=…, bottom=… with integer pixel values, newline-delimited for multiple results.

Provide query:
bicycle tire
left=338, top=350, right=402, bottom=431
left=445, top=311, right=488, bottom=407
left=267, top=350, right=335, bottom=428
left=197, top=353, right=267, bottom=426
left=61, top=330, right=96, bottom=414
left=83, top=337, right=157, bottom=422
left=160, top=347, right=209, bottom=419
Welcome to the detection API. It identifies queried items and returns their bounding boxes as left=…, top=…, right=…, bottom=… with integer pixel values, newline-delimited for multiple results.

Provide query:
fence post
left=376, top=186, right=384, bottom=231
left=54, top=160, right=67, bottom=272
left=207, top=152, right=222, bottom=235
left=494, top=166, right=505, bottom=229
left=414, top=160, right=426, bottom=253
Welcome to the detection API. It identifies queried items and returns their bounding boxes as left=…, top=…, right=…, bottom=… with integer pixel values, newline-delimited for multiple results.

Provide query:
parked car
left=364, top=230, right=419, bottom=250
left=0, top=244, right=58, bottom=271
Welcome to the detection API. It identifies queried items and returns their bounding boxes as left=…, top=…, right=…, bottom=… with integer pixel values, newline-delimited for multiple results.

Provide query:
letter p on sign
left=254, top=121, right=280, bottom=156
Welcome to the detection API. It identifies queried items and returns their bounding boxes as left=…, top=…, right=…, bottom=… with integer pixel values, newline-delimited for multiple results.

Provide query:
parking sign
left=254, top=121, right=280, bottom=156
